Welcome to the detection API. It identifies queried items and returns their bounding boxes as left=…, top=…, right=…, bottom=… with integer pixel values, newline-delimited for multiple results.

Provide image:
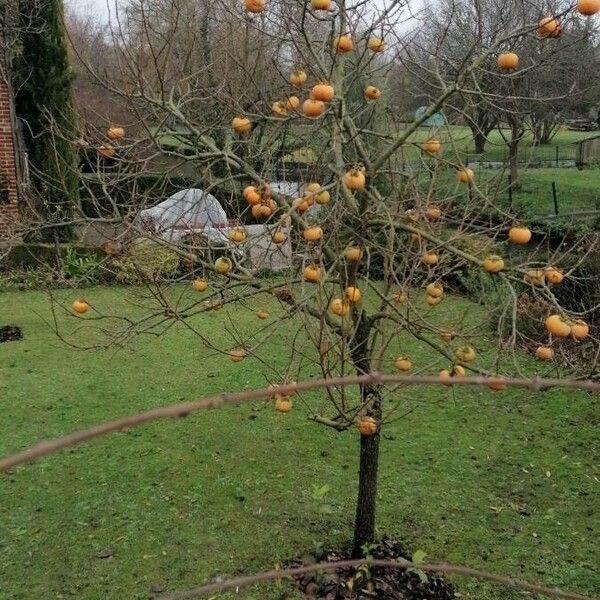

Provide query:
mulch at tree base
left=0, top=326, right=22, bottom=343
left=289, top=538, right=455, bottom=599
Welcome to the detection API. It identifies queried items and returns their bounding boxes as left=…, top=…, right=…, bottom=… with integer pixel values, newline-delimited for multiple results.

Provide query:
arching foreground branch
left=162, top=558, right=596, bottom=600
left=1, top=373, right=598, bottom=473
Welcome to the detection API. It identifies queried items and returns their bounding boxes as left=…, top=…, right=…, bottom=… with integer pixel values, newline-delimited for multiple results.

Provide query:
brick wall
left=0, top=76, right=19, bottom=239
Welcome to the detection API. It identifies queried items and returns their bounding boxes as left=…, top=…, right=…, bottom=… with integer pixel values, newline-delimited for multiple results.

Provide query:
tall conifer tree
left=14, top=0, right=79, bottom=240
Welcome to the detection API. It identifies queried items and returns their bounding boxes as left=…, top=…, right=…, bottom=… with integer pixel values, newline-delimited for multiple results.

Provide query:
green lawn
left=149, top=123, right=600, bottom=221
left=151, top=122, right=597, bottom=165
left=399, top=126, right=592, bottom=163
left=0, top=287, right=598, bottom=599
left=417, top=167, right=600, bottom=218
left=512, top=168, right=600, bottom=216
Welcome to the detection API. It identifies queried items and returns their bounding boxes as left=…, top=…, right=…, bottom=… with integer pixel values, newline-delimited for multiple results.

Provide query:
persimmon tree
left=47, top=0, right=600, bottom=558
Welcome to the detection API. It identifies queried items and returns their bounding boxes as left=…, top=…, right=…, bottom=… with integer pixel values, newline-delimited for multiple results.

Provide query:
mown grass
left=511, top=168, right=600, bottom=216
left=153, top=123, right=597, bottom=165
left=416, top=166, right=600, bottom=218
left=396, top=126, right=593, bottom=163
left=0, top=286, right=598, bottom=599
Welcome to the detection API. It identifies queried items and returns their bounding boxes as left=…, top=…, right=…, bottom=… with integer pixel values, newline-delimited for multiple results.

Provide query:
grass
left=148, top=123, right=600, bottom=220
left=0, top=286, right=598, bottom=599
left=397, top=126, right=593, bottom=163
left=151, top=122, right=597, bottom=166
left=416, top=167, right=600, bottom=218
left=512, top=168, right=600, bottom=216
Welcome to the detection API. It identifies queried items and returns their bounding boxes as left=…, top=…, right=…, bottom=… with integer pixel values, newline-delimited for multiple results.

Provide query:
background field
left=154, top=124, right=598, bottom=165
left=153, top=125, right=600, bottom=219
left=418, top=167, right=600, bottom=218
left=511, top=168, right=600, bottom=216
left=399, top=126, right=594, bottom=163
left=0, top=287, right=597, bottom=599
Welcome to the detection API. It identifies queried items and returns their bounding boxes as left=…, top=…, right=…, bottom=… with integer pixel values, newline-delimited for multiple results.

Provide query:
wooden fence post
left=551, top=181, right=559, bottom=216
left=575, top=140, right=584, bottom=169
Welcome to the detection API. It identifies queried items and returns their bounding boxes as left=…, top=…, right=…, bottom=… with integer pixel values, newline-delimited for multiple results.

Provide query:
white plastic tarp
left=137, top=183, right=307, bottom=243
left=138, top=188, right=229, bottom=243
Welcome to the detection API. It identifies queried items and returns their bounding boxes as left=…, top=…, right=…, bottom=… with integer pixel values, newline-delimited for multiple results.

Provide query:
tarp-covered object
left=133, top=186, right=293, bottom=271
left=138, top=188, right=229, bottom=243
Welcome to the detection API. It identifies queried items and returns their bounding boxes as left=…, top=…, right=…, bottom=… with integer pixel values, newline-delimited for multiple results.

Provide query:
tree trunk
left=539, top=128, right=551, bottom=145
left=473, top=131, right=487, bottom=154
left=349, top=309, right=382, bottom=557
left=505, top=115, right=524, bottom=191
left=468, top=108, right=496, bottom=155
left=540, top=118, right=558, bottom=145
left=532, top=121, right=543, bottom=146
left=353, top=415, right=381, bottom=556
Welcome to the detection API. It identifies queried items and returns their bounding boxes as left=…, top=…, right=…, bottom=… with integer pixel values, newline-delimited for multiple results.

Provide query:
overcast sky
left=66, top=0, right=112, bottom=22
left=66, top=0, right=424, bottom=23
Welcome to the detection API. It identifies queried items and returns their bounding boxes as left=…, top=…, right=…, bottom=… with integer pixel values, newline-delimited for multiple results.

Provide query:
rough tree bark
left=505, top=115, right=525, bottom=191
left=473, top=130, right=487, bottom=154
left=350, top=309, right=382, bottom=556
left=467, top=108, right=497, bottom=155
left=353, top=399, right=381, bottom=556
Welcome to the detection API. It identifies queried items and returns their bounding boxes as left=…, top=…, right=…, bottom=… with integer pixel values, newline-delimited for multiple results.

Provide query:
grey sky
left=66, top=0, right=424, bottom=23
left=65, top=0, right=112, bottom=22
